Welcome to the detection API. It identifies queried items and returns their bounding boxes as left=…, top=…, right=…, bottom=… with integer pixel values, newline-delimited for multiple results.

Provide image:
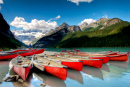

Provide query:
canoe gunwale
left=57, top=55, right=102, bottom=61
left=46, top=55, right=80, bottom=62
left=10, top=56, right=33, bottom=68
left=33, top=60, right=45, bottom=71
left=33, top=57, right=68, bottom=68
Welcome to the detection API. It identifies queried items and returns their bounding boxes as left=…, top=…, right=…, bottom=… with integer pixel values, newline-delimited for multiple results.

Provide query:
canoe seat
left=48, top=63, right=50, bottom=65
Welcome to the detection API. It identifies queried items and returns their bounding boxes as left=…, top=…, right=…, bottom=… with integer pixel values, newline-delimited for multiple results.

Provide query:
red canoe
left=89, top=56, right=109, bottom=64
left=0, top=53, right=18, bottom=60
left=68, top=52, right=109, bottom=64
left=9, top=56, right=32, bottom=81
left=19, top=48, right=44, bottom=56
left=62, top=61, right=83, bottom=71
left=46, top=55, right=83, bottom=71
left=33, top=48, right=45, bottom=54
left=62, top=49, right=80, bottom=52
left=44, top=66, right=67, bottom=81
left=106, top=54, right=128, bottom=62
left=7, top=49, right=37, bottom=53
left=33, top=56, right=68, bottom=81
left=77, top=51, right=120, bottom=55
left=0, top=49, right=3, bottom=52
left=77, top=51, right=112, bottom=54
left=78, top=59, right=103, bottom=68
left=0, top=48, right=44, bottom=60
left=57, top=54, right=103, bottom=68
left=19, top=51, right=35, bottom=56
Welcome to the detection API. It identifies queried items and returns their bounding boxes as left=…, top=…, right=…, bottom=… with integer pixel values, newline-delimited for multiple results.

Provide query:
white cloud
left=102, top=14, right=108, bottom=19
left=67, top=0, right=93, bottom=5
left=48, top=15, right=61, bottom=22
left=79, top=18, right=96, bottom=25
left=12, top=29, right=46, bottom=44
left=56, top=15, right=61, bottom=19
left=0, top=0, right=3, bottom=4
left=10, top=17, right=58, bottom=30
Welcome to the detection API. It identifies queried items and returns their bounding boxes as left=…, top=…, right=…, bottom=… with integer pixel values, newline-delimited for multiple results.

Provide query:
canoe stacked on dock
left=9, top=56, right=33, bottom=81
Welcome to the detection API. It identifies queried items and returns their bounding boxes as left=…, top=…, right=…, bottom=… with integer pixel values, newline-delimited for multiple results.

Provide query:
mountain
left=0, top=13, right=15, bottom=38
left=32, top=23, right=81, bottom=47
left=33, top=18, right=130, bottom=48
left=83, top=18, right=122, bottom=31
left=79, top=22, right=88, bottom=30
left=54, top=22, right=70, bottom=32
left=67, top=25, right=81, bottom=32
left=0, top=13, right=26, bottom=50
left=52, top=21, right=130, bottom=48
left=32, top=28, right=68, bottom=48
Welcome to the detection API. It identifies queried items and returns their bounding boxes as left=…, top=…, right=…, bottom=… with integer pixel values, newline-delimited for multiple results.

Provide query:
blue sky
left=0, top=0, right=130, bottom=31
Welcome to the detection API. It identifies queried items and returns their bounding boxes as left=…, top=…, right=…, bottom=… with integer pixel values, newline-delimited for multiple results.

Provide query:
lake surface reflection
left=0, top=47, right=130, bottom=87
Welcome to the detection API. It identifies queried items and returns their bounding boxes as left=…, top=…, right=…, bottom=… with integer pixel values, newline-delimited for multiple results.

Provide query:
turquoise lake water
left=0, top=47, right=130, bottom=87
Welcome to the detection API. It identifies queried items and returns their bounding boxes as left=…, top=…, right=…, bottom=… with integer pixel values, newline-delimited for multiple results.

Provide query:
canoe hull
left=0, top=54, right=18, bottom=60
left=44, top=66, right=68, bottom=81
left=62, top=61, right=83, bottom=71
left=19, top=51, right=35, bottom=56
left=19, top=48, right=45, bottom=56
left=68, top=52, right=109, bottom=63
left=0, top=48, right=44, bottom=60
left=0, top=50, right=3, bottom=52
left=89, top=56, right=109, bottom=64
left=34, top=49, right=45, bottom=54
left=79, top=59, right=103, bottom=68
left=109, top=54, right=128, bottom=62
left=13, top=64, right=32, bottom=81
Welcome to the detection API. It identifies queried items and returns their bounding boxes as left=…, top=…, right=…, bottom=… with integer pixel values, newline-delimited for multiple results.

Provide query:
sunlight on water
left=0, top=47, right=130, bottom=87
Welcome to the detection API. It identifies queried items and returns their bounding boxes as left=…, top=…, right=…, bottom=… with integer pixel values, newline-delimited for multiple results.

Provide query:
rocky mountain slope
left=55, top=22, right=70, bottom=31
left=83, top=18, right=122, bottom=31
left=33, top=18, right=130, bottom=48
left=53, top=21, right=130, bottom=47
left=67, top=25, right=81, bottom=32
left=0, top=13, right=26, bottom=50
left=79, top=22, right=88, bottom=30
left=32, top=22, right=81, bottom=47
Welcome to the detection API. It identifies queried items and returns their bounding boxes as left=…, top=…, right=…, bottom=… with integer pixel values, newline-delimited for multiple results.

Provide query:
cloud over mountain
left=10, top=17, right=58, bottom=30
left=79, top=18, right=96, bottom=25
left=67, top=0, right=93, bottom=5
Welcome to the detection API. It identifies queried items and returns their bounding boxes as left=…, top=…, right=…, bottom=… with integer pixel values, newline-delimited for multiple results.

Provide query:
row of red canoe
left=37, top=50, right=129, bottom=80
left=0, top=48, right=45, bottom=60
left=59, top=50, right=129, bottom=69
left=67, top=51, right=129, bottom=62
left=8, top=49, right=129, bottom=81
left=8, top=49, right=45, bottom=81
